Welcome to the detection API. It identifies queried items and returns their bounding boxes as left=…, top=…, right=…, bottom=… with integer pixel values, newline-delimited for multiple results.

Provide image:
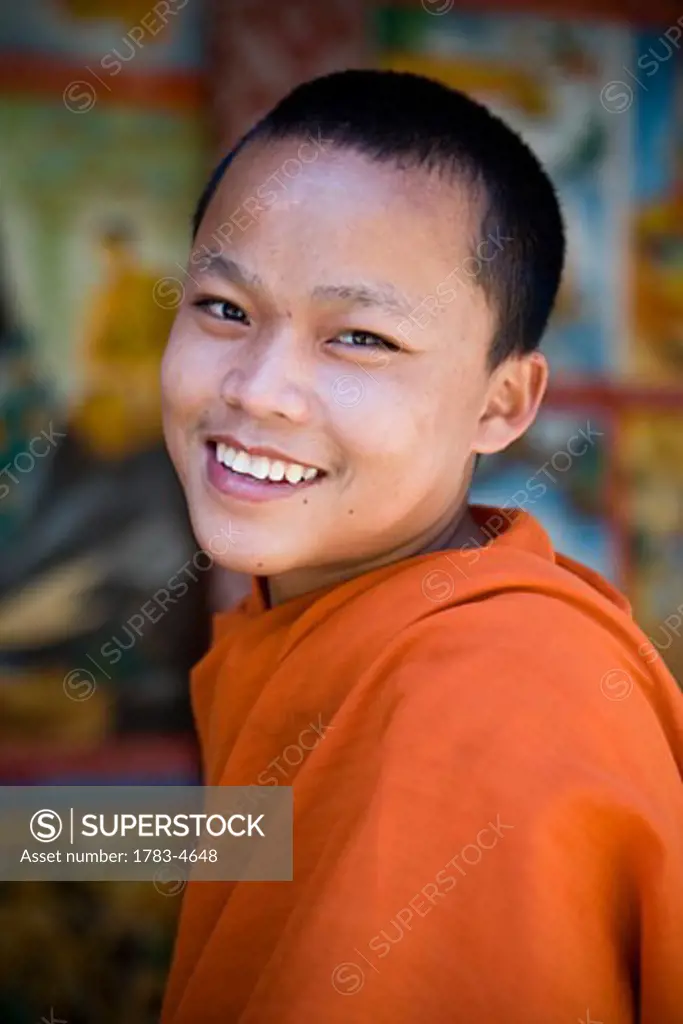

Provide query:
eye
left=333, top=330, right=400, bottom=352
left=193, top=298, right=250, bottom=324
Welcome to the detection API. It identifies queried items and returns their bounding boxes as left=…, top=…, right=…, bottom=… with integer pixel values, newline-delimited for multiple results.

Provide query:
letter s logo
left=30, top=809, right=63, bottom=842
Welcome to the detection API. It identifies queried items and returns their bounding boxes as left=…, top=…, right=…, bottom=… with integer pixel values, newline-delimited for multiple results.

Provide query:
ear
left=473, top=352, right=548, bottom=455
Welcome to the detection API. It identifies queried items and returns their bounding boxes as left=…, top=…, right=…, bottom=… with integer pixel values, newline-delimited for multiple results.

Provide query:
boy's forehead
left=195, top=138, right=493, bottom=332
left=189, top=139, right=499, bottom=357
left=201, top=137, right=482, bottom=259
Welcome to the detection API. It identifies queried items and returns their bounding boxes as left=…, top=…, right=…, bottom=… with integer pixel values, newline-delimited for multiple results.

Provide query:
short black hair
left=192, top=69, right=565, bottom=369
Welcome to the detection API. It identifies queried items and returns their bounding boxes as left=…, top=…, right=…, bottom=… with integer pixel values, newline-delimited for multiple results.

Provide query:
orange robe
left=161, top=506, right=683, bottom=1024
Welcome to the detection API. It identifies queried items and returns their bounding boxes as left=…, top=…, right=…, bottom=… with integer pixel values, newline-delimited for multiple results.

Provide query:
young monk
left=159, top=69, right=683, bottom=1024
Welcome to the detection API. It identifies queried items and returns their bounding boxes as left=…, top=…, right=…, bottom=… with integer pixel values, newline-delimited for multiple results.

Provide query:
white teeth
left=284, top=464, right=305, bottom=485
left=216, top=442, right=236, bottom=468
left=231, top=450, right=251, bottom=474
left=214, top=442, right=320, bottom=484
left=268, top=460, right=286, bottom=482
left=249, top=456, right=270, bottom=480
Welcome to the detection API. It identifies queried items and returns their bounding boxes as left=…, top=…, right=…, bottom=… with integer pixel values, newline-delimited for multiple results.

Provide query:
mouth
left=205, top=439, right=326, bottom=503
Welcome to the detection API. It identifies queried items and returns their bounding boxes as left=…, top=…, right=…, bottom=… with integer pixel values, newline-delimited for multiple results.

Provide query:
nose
left=219, top=329, right=312, bottom=424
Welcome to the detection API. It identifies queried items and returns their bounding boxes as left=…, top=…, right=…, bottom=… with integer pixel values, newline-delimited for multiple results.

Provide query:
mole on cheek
left=347, top=509, right=354, bottom=515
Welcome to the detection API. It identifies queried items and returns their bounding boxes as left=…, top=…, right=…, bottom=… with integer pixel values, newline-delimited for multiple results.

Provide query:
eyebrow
left=198, top=254, right=418, bottom=319
left=310, top=282, right=418, bottom=319
left=200, top=254, right=264, bottom=291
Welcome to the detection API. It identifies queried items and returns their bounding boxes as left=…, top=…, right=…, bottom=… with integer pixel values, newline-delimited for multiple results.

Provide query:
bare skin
left=162, top=140, right=547, bottom=606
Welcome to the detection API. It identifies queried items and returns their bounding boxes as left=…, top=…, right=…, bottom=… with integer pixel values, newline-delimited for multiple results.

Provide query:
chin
left=190, top=514, right=307, bottom=578
left=212, top=550, right=304, bottom=578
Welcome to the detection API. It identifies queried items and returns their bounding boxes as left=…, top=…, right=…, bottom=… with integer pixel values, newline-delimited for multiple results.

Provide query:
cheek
left=160, top=329, right=222, bottom=485
left=326, top=376, right=444, bottom=484
left=161, top=326, right=216, bottom=421
left=330, top=363, right=484, bottom=487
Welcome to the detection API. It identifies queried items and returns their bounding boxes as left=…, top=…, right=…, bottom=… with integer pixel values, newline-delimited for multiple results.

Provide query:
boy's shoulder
left=368, top=587, right=682, bottom=832
left=393, top=584, right=637, bottom=686
left=379, top=585, right=680, bottom=777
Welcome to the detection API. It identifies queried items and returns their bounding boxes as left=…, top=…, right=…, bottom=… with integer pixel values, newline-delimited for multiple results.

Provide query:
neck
left=265, top=500, right=487, bottom=608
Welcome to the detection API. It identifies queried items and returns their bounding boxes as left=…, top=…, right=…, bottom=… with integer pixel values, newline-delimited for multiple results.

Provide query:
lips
left=214, top=440, right=321, bottom=485
left=204, top=439, right=324, bottom=504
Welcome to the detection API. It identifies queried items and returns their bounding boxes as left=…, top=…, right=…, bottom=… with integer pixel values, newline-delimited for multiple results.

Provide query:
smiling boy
left=160, top=70, right=683, bottom=1024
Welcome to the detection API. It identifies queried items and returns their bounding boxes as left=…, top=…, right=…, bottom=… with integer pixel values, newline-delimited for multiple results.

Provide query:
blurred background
left=0, top=0, right=681, bottom=1020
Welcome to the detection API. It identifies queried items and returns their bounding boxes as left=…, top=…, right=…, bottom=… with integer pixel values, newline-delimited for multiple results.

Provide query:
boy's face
left=162, top=140, right=544, bottom=585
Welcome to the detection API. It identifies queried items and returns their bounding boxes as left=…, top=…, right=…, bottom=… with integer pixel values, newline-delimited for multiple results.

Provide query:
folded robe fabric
left=161, top=506, right=683, bottom=1024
